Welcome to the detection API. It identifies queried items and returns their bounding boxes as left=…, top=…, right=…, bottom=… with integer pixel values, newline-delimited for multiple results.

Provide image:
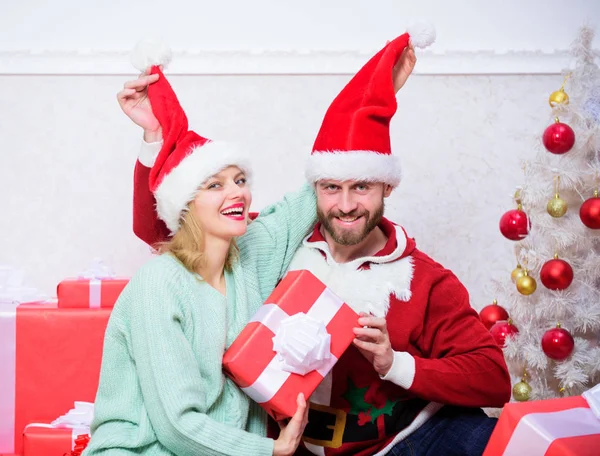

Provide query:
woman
left=83, top=56, right=317, bottom=456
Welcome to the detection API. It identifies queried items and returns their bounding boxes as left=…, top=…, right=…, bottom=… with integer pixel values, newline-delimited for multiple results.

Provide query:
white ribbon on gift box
left=25, top=401, right=94, bottom=451
left=582, top=383, right=600, bottom=420
left=78, top=258, right=115, bottom=309
left=240, top=287, right=343, bottom=404
left=0, top=303, right=18, bottom=453
left=502, top=385, right=600, bottom=456
left=0, top=266, right=46, bottom=453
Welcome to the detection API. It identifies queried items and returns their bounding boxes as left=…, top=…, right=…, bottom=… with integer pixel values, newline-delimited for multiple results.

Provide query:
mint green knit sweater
left=83, top=184, right=316, bottom=456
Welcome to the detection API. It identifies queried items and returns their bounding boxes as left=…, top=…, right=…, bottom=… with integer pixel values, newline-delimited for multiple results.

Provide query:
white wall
left=1, top=1, right=599, bottom=310
left=2, top=0, right=598, bottom=53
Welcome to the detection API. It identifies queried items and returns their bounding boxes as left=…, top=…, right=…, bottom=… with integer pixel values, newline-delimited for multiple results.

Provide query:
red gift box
left=57, top=278, right=128, bottom=309
left=0, top=303, right=110, bottom=455
left=23, top=426, right=89, bottom=456
left=483, top=395, right=600, bottom=456
left=223, top=270, right=359, bottom=420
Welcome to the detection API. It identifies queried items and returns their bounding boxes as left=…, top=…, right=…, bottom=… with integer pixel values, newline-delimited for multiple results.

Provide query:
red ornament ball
left=542, top=326, right=575, bottom=361
left=479, top=301, right=510, bottom=330
left=540, top=258, right=574, bottom=290
left=543, top=121, right=575, bottom=154
left=499, top=209, right=530, bottom=241
left=490, top=320, right=519, bottom=347
left=580, top=196, right=600, bottom=229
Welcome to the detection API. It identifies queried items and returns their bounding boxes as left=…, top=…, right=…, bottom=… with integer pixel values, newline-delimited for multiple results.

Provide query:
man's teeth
left=222, top=208, right=244, bottom=216
left=338, top=216, right=358, bottom=222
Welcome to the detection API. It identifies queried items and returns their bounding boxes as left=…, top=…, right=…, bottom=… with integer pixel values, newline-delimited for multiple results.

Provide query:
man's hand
left=352, top=312, right=394, bottom=377
left=392, top=44, right=416, bottom=93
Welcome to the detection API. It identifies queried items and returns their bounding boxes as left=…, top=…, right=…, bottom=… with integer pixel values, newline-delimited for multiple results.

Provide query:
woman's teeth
left=221, top=208, right=243, bottom=216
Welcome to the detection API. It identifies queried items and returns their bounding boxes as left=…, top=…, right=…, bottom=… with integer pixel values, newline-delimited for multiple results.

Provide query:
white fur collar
left=286, top=226, right=413, bottom=317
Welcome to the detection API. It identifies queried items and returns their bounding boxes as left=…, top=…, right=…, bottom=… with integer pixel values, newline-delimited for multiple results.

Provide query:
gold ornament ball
left=547, top=195, right=568, bottom=218
left=513, top=380, right=532, bottom=401
left=549, top=89, right=569, bottom=107
left=516, top=274, right=537, bottom=295
left=511, top=265, right=525, bottom=283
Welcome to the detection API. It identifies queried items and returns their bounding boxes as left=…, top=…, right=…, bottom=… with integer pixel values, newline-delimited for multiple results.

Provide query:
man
left=127, top=28, right=510, bottom=456
left=281, top=30, right=510, bottom=456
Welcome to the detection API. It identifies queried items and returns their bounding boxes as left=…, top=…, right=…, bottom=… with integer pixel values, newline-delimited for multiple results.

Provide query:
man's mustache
left=327, top=209, right=368, bottom=218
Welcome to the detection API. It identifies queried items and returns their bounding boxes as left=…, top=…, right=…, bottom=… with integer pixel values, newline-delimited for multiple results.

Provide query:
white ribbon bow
left=24, top=402, right=94, bottom=452
left=0, top=265, right=46, bottom=305
left=272, top=312, right=332, bottom=376
left=51, top=402, right=95, bottom=429
left=78, top=258, right=115, bottom=280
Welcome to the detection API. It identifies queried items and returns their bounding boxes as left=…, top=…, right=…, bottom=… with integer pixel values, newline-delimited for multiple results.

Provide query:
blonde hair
left=158, top=203, right=239, bottom=273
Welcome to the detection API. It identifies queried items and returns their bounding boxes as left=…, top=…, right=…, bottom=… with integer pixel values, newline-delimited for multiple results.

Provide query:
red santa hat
left=131, top=40, right=252, bottom=235
left=305, top=24, right=436, bottom=187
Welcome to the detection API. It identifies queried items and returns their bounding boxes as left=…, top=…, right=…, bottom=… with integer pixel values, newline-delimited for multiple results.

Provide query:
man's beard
left=317, top=201, right=384, bottom=246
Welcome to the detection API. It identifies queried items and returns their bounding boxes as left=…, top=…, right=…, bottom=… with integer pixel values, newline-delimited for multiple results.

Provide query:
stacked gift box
left=0, top=265, right=127, bottom=456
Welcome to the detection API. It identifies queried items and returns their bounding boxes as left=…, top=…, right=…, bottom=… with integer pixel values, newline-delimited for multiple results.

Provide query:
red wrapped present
left=57, top=277, right=128, bottom=309
left=223, top=270, right=359, bottom=420
left=483, top=394, right=600, bottom=456
left=23, top=402, right=93, bottom=456
left=23, top=426, right=90, bottom=456
left=0, top=302, right=110, bottom=455
left=56, top=259, right=128, bottom=309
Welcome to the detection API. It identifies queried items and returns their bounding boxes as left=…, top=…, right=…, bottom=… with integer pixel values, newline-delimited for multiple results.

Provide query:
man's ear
left=383, top=184, right=394, bottom=198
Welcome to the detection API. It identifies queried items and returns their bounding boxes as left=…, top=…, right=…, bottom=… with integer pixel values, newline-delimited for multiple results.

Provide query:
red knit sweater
left=286, top=221, right=510, bottom=455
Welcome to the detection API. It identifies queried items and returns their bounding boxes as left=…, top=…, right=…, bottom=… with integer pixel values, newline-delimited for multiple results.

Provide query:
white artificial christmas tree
left=492, top=25, right=600, bottom=401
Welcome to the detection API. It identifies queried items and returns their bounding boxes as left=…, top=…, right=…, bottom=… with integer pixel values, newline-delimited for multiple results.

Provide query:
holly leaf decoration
left=342, top=378, right=396, bottom=424
left=342, top=378, right=371, bottom=415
